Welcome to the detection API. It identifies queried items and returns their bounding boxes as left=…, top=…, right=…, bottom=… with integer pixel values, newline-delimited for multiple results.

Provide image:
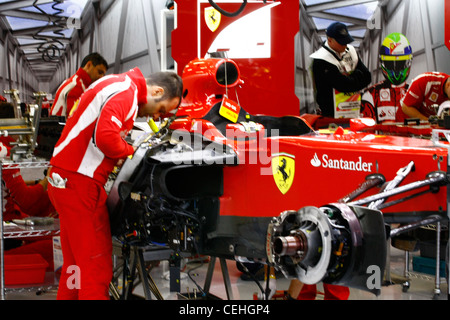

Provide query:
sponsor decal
left=389, top=42, right=400, bottom=54
left=380, top=88, right=391, bottom=101
left=272, top=153, right=295, bottom=195
left=219, top=97, right=241, bottom=123
left=430, top=92, right=438, bottom=103
left=311, top=153, right=373, bottom=172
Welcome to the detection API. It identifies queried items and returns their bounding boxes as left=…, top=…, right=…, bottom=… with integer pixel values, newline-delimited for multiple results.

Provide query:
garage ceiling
left=0, top=0, right=92, bottom=82
left=0, top=0, right=382, bottom=83
left=301, top=0, right=382, bottom=47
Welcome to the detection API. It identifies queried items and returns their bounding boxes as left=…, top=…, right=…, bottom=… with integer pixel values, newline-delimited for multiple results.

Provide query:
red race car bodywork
left=107, top=58, right=449, bottom=296
left=173, top=58, right=448, bottom=219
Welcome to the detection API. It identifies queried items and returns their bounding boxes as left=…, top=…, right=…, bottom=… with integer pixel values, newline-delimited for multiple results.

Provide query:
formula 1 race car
left=106, top=57, right=449, bottom=297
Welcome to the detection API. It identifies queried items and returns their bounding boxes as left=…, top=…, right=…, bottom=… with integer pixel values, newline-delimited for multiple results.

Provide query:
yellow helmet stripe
left=380, top=54, right=412, bottom=61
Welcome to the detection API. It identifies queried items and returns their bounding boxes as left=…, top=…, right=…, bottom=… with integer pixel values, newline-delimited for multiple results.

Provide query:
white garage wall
left=361, top=0, right=450, bottom=86
left=48, top=0, right=168, bottom=96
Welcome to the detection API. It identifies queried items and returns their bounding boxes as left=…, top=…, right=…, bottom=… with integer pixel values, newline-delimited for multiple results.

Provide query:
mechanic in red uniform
left=2, top=166, right=57, bottom=270
left=361, top=33, right=412, bottom=123
left=47, top=68, right=183, bottom=300
left=1, top=131, right=56, bottom=270
left=401, top=72, right=450, bottom=121
left=50, top=52, right=108, bottom=118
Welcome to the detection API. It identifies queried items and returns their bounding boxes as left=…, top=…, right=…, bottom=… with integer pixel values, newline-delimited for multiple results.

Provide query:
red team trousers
left=47, top=167, right=112, bottom=300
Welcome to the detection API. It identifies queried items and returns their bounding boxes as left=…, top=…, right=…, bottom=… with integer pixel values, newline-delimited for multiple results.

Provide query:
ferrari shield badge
left=272, top=153, right=295, bottom=195
left=205, top=7, right=221, bottom=32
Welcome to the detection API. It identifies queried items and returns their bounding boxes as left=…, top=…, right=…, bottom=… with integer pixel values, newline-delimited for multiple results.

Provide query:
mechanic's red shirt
left=1, top=136, right=56, bottom=220
left=50, top=68, right=147, bottom=185
left=50, top=68, right=93, bottom=117
left=401, top=72, right=450, bottom=117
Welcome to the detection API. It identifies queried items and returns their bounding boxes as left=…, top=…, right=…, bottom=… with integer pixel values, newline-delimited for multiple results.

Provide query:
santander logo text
left=311, top=153, right=374, bottom=172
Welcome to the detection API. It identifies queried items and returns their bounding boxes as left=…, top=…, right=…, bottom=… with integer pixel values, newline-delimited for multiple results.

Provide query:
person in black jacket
left=310, top=22, right=372, bottom=119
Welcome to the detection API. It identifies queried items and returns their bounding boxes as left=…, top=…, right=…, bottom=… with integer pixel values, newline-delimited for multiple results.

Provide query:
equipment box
left=419, top=240, right=447, bottom=261
left=412, top=256, right=446, bottom=278
left=4, top=254, right=49, bottom=286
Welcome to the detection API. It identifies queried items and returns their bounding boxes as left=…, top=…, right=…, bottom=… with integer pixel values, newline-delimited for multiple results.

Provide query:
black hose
left=32, top=0, right=65, bottom=61
left=208, top=0, right=247, bottom=17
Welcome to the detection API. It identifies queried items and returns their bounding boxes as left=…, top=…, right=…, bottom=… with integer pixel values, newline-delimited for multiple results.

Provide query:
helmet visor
left=380, top=55, right=412, bottom=73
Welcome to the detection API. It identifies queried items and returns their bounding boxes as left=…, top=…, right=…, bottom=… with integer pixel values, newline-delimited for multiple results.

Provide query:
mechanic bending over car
left=401, top=72, right=450, bottom=121
left=47, top=68, right=183, bottom=300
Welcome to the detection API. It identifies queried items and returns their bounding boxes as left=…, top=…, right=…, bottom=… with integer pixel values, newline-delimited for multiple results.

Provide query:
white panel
left=408, top=53, right=428, bottom=79
left=98, top=0, right=122, bottom=66
left=206, top=4, right=279, bottom=59
left=80, top=38, right=91, bottom=63
left=297, top=33, right=312, bottom=70
left=405, top=0, right=425, bottom=53
left=296, top=70, right=315, bottom=114
left=295, top=33, right=302, bottom=68
left=8, top=52, right=15, bottom=83
left=385, top=2, right=405, bottom=36
left=152, top=0, right=167, bottom=46
left=434, top=46, right=450, bottom=74
left=428, top=0, right=445, bottom=45
left=122, top=0, right=149, bottom=59
left=120, top=55, right=152, bottom=76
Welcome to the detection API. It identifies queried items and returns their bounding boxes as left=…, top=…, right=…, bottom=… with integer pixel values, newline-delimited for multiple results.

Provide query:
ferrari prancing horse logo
left=205, top=7, right=221, bottom=32
left=272, top=153, right=295, bottom=195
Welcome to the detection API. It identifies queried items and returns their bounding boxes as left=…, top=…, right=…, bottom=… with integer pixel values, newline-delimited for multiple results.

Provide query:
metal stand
left=403, top=251, right=411, bottom=292
left=110, top=243, right=186, bottom=300
left=431, top=129, right=450, bottom=299
left=136, top=247, right=164, bottom=300
left=203, top=257, right=234, bottom=300
left=434, top=221, right=441, bottom=298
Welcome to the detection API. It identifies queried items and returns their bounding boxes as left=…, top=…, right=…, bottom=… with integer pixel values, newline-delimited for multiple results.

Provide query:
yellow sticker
left=205, top=7, right=221, bottom=32
left=219, top=97, right=241, bottom=123
left=68, top=99, right=80, bottom=118
left=272, top=153, right=295, bottom=195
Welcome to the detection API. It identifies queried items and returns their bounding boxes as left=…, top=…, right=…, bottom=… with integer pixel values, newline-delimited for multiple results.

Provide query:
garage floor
left=3, top=246, right=447, bottom=301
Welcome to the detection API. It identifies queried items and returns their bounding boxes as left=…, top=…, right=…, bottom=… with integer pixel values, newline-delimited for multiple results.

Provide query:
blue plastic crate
left=412, top=256, right=446, bottom=277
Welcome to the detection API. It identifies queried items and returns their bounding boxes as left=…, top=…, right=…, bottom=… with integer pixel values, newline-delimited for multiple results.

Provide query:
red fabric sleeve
left=401, top=80, right=423, bottom=109
left=94, top=94, right=135, bottom=160
left=3, top=172, right=54, bottom=217
left=66, top=85, right=83, bottom=116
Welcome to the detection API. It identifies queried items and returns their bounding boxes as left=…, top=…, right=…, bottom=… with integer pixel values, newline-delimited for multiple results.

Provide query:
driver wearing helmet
left=361, top=33, right=413, bottom=123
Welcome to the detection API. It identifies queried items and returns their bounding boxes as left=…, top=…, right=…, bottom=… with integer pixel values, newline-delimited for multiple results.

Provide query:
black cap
left=326, top=22, right=354, bottom=45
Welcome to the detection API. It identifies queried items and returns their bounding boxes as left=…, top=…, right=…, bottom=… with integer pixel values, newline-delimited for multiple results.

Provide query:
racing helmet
left=379, top=33, right=413, bottom=85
